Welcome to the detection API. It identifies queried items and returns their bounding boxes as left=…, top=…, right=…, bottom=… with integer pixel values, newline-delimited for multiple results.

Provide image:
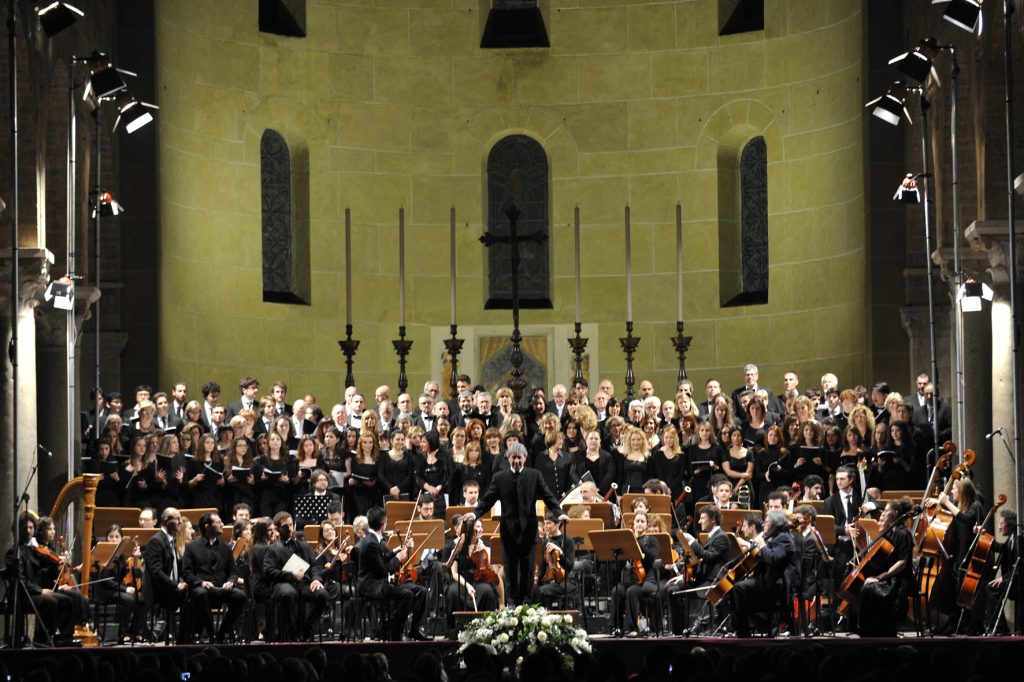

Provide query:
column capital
left=34, top=285, right=101, bottom=347
left=0, top=248, right=56, bottom=310
left=964, top=219, right=1024, bottom=288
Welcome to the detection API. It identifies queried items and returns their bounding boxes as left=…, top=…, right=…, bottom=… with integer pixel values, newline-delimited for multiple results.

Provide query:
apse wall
left=155, top=0, right=867, bottom=400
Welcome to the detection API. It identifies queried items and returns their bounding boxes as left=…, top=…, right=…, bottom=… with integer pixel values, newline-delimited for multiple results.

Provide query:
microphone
left=986, top=427, right=1005, bottom=440
left=37, top=443, right=53, bottom=457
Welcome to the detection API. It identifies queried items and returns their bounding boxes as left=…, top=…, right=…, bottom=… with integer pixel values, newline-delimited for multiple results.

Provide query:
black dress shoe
left=409, top=629, right=431, bottom=642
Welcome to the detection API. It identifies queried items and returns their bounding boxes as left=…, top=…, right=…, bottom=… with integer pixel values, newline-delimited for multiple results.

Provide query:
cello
left=956, top=493, right=1008, bottom=609
left=706, top=532, right=763, bottom=606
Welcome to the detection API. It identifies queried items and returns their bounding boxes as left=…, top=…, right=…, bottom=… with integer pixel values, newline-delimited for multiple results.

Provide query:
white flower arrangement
left=457, top=604, right=592, bottom=671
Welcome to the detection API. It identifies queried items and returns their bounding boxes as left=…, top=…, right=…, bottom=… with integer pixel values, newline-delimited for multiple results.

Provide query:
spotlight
left=90, top=191, right=124, bottom=218
left=44, top=276, right=75, bottom=311
left=866, top=81, right=914, bottom=127
left=81, top=53, right=127, bottom=103
left=957, top=278, right=994, bottom=312
left=35, top=2, right=84, bottom=37
left=1014, top=171, right=1024, bottom=196
left=894, top=174, right=922, bottom=204
left=933, top=0, right=983, bottom=34
left=112, top=94, right=158, bottom=134
left=889, top=38, right=942, bottom=86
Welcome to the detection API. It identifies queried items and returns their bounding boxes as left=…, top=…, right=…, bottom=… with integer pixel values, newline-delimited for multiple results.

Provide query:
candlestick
left=444, top=325, right=464, bottom=400
left=450, top=207, right=457, bottom=326
left=574, top=206, right=581, bottom=324
left=392, top=325, right=413, bottom=393
left=676, top=203, right=683, bottom=323
left=625, top=205, right=632, bottom=322
left=345, top=208, right=352, bottom=325
left=338, top=324, right=360, bottom=388
left=399, top=207, right=405, bottom=327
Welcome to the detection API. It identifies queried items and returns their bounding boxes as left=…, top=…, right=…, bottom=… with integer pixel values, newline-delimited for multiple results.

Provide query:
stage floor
left=0, top=634, right=1020, bottom=680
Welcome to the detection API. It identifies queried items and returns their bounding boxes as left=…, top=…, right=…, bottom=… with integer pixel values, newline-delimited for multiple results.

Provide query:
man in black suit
left=546, top=384, right=570, bottom=424
left=730, top=509, right=800, bottom=637
left=181, top=512, right=246, bottom=642
left=730, top=364, right=780, bottom=417
left=823, top=465, right=862, bottom=588
left=470, top=391, right=503, bottom=429
left=144, top=507, right=189, bottom=638
left=225, top=376, right=260, bottom=419
left=665, top=506, right=732, bottom=634
left=465, top=442, right=567, bottom=606
left=263, top=511, right=329, bottom=641
left=355, top=506, right=428, bottom=640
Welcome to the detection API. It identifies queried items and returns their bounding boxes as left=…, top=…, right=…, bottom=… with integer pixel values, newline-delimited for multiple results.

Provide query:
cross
left=479, top=204, right=548, bottom=402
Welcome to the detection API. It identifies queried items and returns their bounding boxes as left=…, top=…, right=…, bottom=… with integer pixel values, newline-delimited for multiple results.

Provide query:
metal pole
left=919, top=95, right=942, bottom=454
left=949, top=47, right=967, bottom=447
left=66, top=53, right=77, bottom=488
left=1002, top=0, right=1023, bottom=632
left=93, top=108, right=101, bottom=402
left=7, top=0, right=21, bottom=647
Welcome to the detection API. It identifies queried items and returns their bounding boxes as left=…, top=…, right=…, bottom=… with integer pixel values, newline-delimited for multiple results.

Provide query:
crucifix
left=480, top=202, right=548, bottom=403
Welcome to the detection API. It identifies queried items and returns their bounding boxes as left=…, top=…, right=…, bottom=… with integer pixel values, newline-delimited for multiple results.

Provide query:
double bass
left=707, top=532, right=764, bottom=606
left=956, top=494, right=1008, bottom=609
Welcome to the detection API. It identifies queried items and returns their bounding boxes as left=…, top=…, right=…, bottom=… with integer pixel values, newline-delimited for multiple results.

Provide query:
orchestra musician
left=823, top=465, right=861, bottom=586
left=666, top=506, right=730, bottom=635
left=181, top=512, right=246, bottom=643
left=924, top=476, right=983, bottom=633
left=979, top=508, right=1017, bottom=635
left=263, top=511, right=329, bottom=641
left=4, top=513, right=74, bottom=645
left=853, top=497, right=914, bottom=637
left=531, top=511, right=576, bottom=605
left=144, top=507, right=189, bottom=640
left=610, top=511, right=659, bottom=636
left=465, top=443, right=567, bottom=606
left=446, top=516, right=499, bottom=612
left=356, top=506, right=429, bottom=641
left=729, top=509, right=799, bottom=638
left=792, top=504, right=829, bottom=634
left=33, top=516, right=92, bottom=637
left=94, top=524, right=146, bottom=643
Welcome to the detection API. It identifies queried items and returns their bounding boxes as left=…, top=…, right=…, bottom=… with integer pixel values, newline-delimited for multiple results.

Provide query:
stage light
left=889, top=38, right=941, bottom=86
left=957, top=278, right=994, bottom=312
left=893, top=174, right=922, bottom=204
left=35, top=2, right=83, bottom=37
left=866, top=82, right=914, bottom=127
left=112, top=94, right=158, bottom=134
left=934, top=0, right=983, bottom=34
left=44, top=277, right=74, bottom=311
left=90, top=191, right=124, bottom=218
left=1014, top=171, right=1024, bottom=196
left=81, top=54, right=127, bottom=103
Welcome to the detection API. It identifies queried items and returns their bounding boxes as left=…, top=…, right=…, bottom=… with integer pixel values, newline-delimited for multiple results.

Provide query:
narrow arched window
left=261, top=129, right=308, bottom=304
left=739, top=136, right=768, bottom=298
left=484, top=135, right=552, bottom=309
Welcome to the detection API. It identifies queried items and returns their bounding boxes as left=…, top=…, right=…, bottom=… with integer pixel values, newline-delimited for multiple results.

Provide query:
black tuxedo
left=664, top=526, right=730, bottom=634
left=181, top=536, right=246, bottom=640
left=824, top=488, right=863, bottom=582
left=730, top=385, right=778, bottom=416
left=355, top=531, right=426, bottom=639
left=263, top=536, right=329, bottom=640
left=470, top=409, right=504, bottom=430
left=144, top=529, right=184, bottom=609
left=545, top=400, right=571, bottom=425
left=226, top=399, right=258, bottom=420
left=474, top=467, right=564, bottom=605
left=730, top=530, right=799, bottom=636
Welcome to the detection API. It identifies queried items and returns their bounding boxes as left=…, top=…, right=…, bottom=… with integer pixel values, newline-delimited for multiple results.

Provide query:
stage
left=0, top=634, right=1019, bottom=680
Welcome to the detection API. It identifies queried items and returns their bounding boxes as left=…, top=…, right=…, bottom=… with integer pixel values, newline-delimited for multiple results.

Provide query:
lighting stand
left=671, top=321, right=692, bottom=384
left=443, top=324, right=463, bottom=401
left=947, top=46, right=968, bottom=447
left=619, top=321, right=640, bottom=400
left=568, top=322, right=587, bottom=386
left=91, top=107, right=101, bottom=399
left=392, top=325, right=413, bottom=393
left=338, top=324, right=359, bottom=389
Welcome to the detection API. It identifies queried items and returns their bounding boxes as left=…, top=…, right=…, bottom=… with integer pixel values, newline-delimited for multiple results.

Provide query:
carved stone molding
left=964, top=219, right=1024, bottom=289
left=34, top=285, right=101, bottom=347
left=0, top=248, right=55, bottom=311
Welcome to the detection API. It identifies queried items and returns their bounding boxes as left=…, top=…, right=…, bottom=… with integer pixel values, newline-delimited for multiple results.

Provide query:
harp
left=48, top=473, right=101, bottom=647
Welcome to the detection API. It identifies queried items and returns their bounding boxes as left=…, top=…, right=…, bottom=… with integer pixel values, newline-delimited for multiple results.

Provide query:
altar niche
left=484, top=134, right=552, bottom=310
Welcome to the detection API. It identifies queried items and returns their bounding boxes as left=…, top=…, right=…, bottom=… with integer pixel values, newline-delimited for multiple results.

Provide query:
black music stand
left=589, top=529, right=642, bottom=634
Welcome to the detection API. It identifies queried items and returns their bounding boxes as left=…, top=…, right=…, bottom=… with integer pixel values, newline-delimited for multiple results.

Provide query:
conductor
left=464, top=442, right=568, bottom=606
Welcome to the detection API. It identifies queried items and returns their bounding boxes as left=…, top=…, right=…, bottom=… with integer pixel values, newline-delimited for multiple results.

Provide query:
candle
left=450, top=207, right=457, bottom=326
left=345, top=208, right=352, bottom=325
left=625, top=205, right=632, bottom=322
left=574, top=206, right=581, bottom=324
left=399, top=207, right=406, bottom=328
left=676, top=203, right=683, bottom=323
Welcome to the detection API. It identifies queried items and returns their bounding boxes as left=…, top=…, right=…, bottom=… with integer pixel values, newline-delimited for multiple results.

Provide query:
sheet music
left=282, top=553, right=310, bottom=577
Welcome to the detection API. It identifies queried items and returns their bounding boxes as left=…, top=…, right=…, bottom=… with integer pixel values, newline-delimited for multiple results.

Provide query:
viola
left=122, top=536, right=144, bottom=591
left=541, top=531, right=566, bottom=583
left=472, top=538, right=498, bottom=584
left=956, top=493, right=1008, bottom=609
left=630, top=527, right=647, bottom=584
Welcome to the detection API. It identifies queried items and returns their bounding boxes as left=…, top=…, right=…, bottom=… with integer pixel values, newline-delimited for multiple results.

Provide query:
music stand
left=650, top=533, right=672, bottom=564
left=446, top=505, right=475, bottom=524
left=394, top=519, right=445, bottom=540
left=564, top=502, right=614, bottom=527
left=589, top=529, right=642, bottom=564
left=93, top=507, right=143, bottom=542
left=120, top=527, right=161, bottom=546
left=481, top=518, right=499, bottom=536
left=90, top=541, right=119, bottom=569
left=567, top=519, right=604, bottom=551
left=490, top=535, right=505, bottom=565
left=385, top=501, right=417, bottom=523
left=622, top=493, right=671, bottom=515
left=816, top=516, right=837, bottom=544
left=722, top=509, right=761, bottom=534
left=179, top=507, right=219, bottom=526
left=220, top=526, right=233, bottom=544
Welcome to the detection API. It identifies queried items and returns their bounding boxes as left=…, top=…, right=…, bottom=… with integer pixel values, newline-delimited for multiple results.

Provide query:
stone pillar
left=35, top=285, right=100, bottom=512
left=966, top=220, right=1023, bottom=521
left=899, top=304, right=952, bottom=397
left=0, top=248, right=54, bottom=555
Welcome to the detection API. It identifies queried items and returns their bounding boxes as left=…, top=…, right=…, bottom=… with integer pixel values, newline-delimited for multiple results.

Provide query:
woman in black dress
left=721, top=425, right=754, bottom=495
left=256, top=430, right=294, bottom=517
left=378, top=429, right=415, bottom=500
left=687, top=421, right=723, bottom=502
left=650, top=425, right=688, bottom=504
left=574, top=429, right=616, bottom=497
left=414, top=432, right=450, bottom=519
left=320, top=427, right=349, bottom=497
left=222, top=436, right=257, bottom=517
left=456, top=441, right=491, bottom=501
left=87, top=437, right=123, bottom=507
left=186, top=432, right=224, bottom=511
left=617, top=426, right=651, bottom=495
left=122, top=436, right=154, bottom=509
left=348, top=431, right=382, bottom=518
left=534, top=430, right=577, bottom=499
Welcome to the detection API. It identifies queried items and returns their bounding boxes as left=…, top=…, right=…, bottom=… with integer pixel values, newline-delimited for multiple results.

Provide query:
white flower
left=537, top=631, right=548, bottom=643
left=570, top=637, right=579, bottom=648
left=516, top=657, right=524, bottom=666
left=564, top=614, right=573, bottom=623
left=498, top=633, right=510, bottom=643
left=527, top=608, right=537, bottom=616
left=576, top=628, right=588, bottom=639
left=515, top=605, right=523, bottom=615
left=508, top=617, right=518, bottom=626
left=541, top=615, right=553, bottom=627
left=527, top=643, right=538, bottom=653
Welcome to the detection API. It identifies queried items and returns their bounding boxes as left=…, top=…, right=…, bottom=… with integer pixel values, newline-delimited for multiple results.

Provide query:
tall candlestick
left=345, top=207, right=352, bottom=325
left=676, top=202, right=683, bottom=323
left=574, top=206, right=581, bottom=324
left=399, top=208, right=406, bottom=327
left=450, top=207, right=457, bottom=326
left=625, top=205, right=632, bottom=321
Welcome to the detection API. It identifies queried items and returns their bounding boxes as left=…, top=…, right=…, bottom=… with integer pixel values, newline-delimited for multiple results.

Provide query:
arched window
left=260, top=129, right=309, bottom=304
left=719, top=134, right=768, bottom=306
left=484, top=134, right=552, bottom=309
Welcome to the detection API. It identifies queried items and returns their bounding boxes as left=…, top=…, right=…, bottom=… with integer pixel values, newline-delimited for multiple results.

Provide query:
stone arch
left=260, top=128, right=310, bottom=304
left=484, top=133, right=552, bottom=309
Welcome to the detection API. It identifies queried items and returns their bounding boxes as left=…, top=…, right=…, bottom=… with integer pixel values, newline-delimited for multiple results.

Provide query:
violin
left=541, top=526, right=567, bottom=583
left=630, top=526, right=647, bottom=584
left=123, top=536, right=144, bottom=591
left=471, top=534, right=498, bottom=584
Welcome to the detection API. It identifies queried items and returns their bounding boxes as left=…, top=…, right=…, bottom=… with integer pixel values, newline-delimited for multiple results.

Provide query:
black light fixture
left=866, top=81, right=915, bottom=127
left=112, top=93, right=158, bottom=134
left=44, top=276, right=75, bottom=311
left=90, top=190, right=124, bottom=218
left=894, top=173, right=923, bottom=204
left=35, top=2, right=83, bottom=37
left=889, top=38, right=941, bottom=86
left=957, top=278, right=994, bottom=312
left=934, top=0, right=983, bottom=34
left=82, top=53, right=128, bottom=102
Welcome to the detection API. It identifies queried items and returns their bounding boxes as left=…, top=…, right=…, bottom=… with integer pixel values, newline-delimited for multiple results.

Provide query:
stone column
left=0, top=248, right=54, bottom=555
left=966, top=220, right=1023, bottom=520
left=35, top=285, right=100, bottom=512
